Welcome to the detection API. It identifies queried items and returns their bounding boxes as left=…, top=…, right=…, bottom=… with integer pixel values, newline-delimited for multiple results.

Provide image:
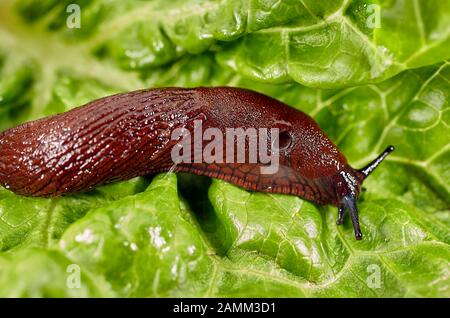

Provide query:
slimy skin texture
left=0, top=87, right=393, bottom=239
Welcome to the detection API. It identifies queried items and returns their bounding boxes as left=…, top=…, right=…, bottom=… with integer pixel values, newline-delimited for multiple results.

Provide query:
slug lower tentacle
left=0, top=87, right=393, bottom=239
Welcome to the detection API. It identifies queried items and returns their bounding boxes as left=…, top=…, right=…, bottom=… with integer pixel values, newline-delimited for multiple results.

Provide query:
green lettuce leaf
left=0, top=0, right=448, bottom=297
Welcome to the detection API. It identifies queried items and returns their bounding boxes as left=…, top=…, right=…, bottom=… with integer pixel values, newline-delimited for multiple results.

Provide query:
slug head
left=204, top=89, right=395, bottom=240
left=335, top=146, right=395, bottom=240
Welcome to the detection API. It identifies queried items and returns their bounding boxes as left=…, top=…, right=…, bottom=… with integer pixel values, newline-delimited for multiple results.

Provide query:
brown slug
left=0, top=87, right=394, bottom=239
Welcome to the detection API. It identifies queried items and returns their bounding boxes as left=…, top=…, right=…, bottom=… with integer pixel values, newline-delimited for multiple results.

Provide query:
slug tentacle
left=336, top=206, right=345, bottom=225
left=359, top=145, right=395, bottom=179
left=342, top=194, right=363, bottom=240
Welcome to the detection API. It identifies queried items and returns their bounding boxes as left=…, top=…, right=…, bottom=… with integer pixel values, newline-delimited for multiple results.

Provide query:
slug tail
left=359, top=145, right=394, bottom=180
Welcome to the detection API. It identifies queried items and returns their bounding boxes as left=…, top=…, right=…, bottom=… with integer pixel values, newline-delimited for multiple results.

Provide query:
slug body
left=0, top=87, right=393, bottom=239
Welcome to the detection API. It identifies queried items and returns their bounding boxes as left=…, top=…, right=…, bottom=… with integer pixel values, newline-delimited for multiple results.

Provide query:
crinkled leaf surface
left=0, top=0, right=448, bottom=297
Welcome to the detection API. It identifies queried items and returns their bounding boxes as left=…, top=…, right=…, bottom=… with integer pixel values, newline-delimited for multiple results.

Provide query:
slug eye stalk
left=359, top=146, right=395, bottom=179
